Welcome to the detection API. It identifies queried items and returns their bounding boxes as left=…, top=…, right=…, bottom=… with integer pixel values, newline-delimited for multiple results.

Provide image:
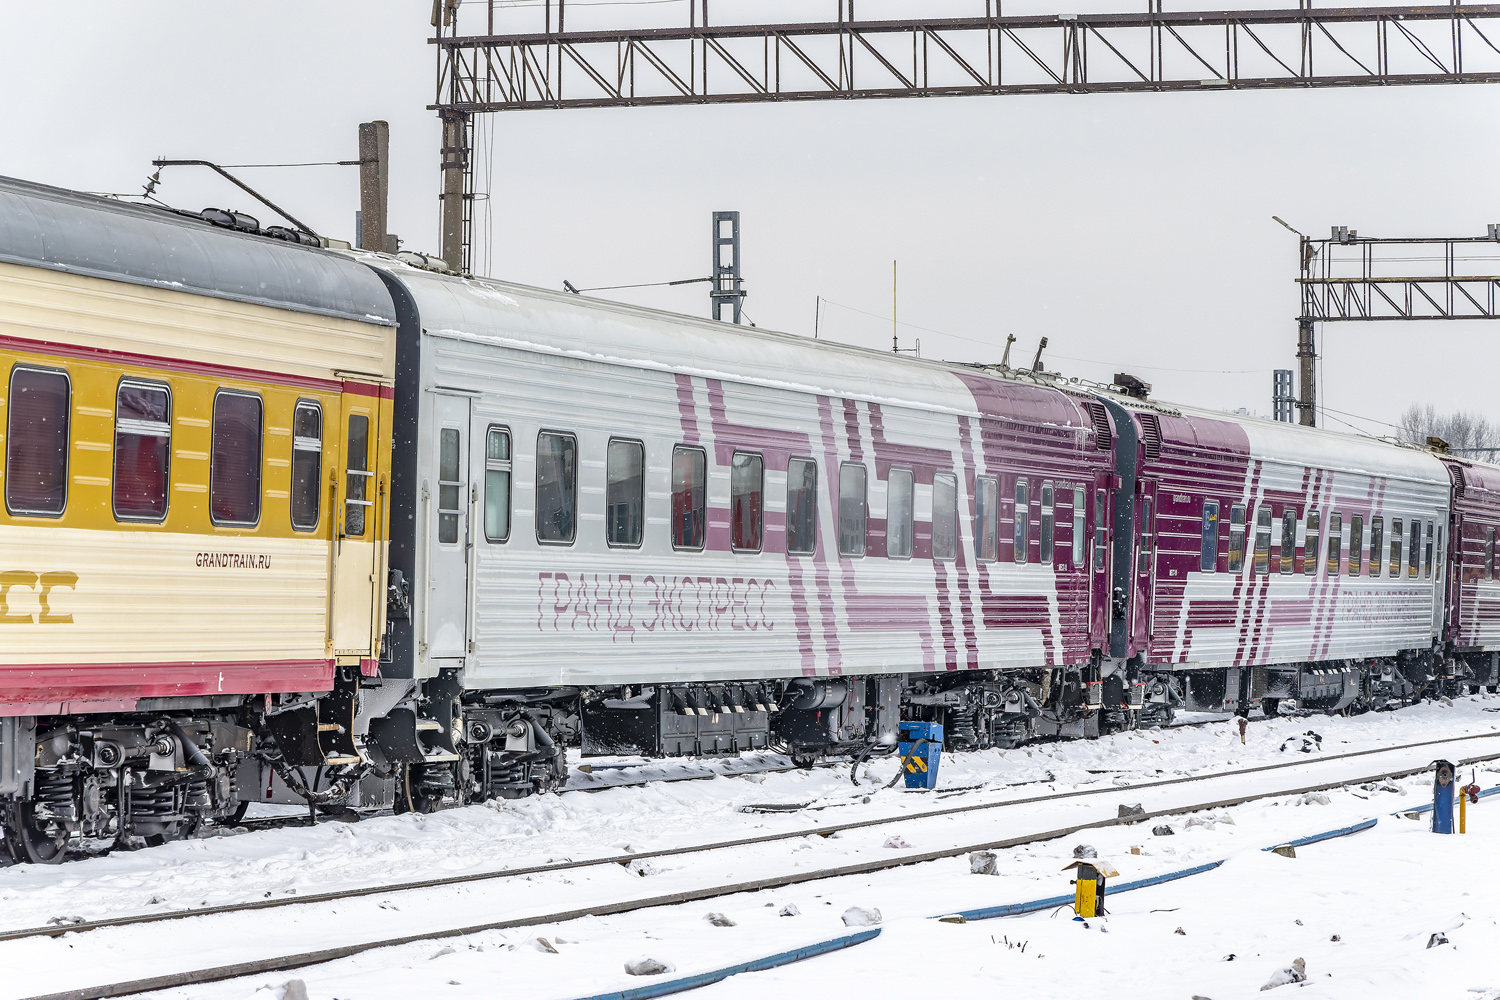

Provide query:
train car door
left=1090, top=475, right=1112, bottom=651
left=331, top=389, right=382, bottom=659
left=426, top=393, right=471, bottom=660
left=1133, top=479, right=1158, bottom=656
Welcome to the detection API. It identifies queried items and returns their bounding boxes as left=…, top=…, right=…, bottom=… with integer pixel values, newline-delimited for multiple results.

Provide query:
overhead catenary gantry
left=1289, top=225, right=1500, bottom=426
left=428, top=0, right=1500, bottom=317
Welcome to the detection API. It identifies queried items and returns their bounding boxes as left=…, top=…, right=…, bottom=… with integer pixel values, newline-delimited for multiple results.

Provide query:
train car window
left=1013, top=480, right=1030, bottom=564
left=1390, top=518, right=1404, bottom=576
left=437, top=428, right=463, bottom=544
left=1408, top=519, right=1421, bottom=578
left=974, top=476, right=998, bottom=562
left=113, top=380, right=171, bottom=522
left=1369, top=517, right=1383, bottom=577
left=933, top=472, right=959, bottom=561
left=288, top=401, right=320, bottom=531
left=1280, top=509, right=1296, bottom=575
left=1424, top=521, right=1434, bottom=577
left=671, top=446, right=707, bottom=550
left=484, top=427, right=512, bottom=543
left=786, top=457, right=818, bottom=556
left=1228, top=503, right=1247, bottom=572
left=209, top=390, right=262, bottom=527
left=535, top=431, right=577, bottom=544
left=1072, top=486, right=1087, bottom=567
left=730, top=451, right=764, bottom=553
left=606, top=439, right=644, bottom=548
left=1094, top=489, right=1109, bottom=572
left=1253, top=505, right=1272, bottom=574
left=1200, top=501, right=1220, bottom=573
left=1304, top=511, right=1320, bottom=576
left=1137, top=494, right=1153, bottom=574
left=838, top=463, right=868, bottom=557
left=344, top=415, right=371, bottom=538
left=5, top=366, right=70, bottom=517
left=1488, top=527, right=1497, bottom=580
left=886, top=467, right=914, bottom=559
left=1041, top=481, right=1056, bottom=565
left=1349, top=514, right=1364, bottom=575
left=1326, top=512, right=1342, bottom=576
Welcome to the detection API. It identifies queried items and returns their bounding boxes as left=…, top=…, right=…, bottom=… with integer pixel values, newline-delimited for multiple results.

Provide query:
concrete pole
left=439, top=110, right=469, bottom=272
left=358, top=121, right=390, bottom=254
left=1296, top=316, right=1317, bottom=427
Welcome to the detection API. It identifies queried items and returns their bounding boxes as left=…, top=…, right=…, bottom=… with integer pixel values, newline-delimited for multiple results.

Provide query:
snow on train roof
left=0, top=175, right=396, bottom=327
left=1118, top=394, right=1450, bottom=485
left=371, top=258, right=1089, bottom=431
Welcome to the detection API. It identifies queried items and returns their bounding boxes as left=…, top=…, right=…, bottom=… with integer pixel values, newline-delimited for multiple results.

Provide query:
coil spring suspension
left=946, top=710, right=978, bottom=750
left=34, top=771, right=78, bottom=826
left=129, top=784, right=180, bottom=823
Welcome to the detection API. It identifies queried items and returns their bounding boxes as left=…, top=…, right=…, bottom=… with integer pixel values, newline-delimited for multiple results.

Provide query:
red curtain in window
left=211, top=394, right=263, bottom=524
left=113, top=384, right=169, bottom=519
left=6, top=369, right=69, bottom=514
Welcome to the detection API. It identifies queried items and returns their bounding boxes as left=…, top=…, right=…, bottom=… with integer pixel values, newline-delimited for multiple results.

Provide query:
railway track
left=11, top=729, right=1500, bottom=1000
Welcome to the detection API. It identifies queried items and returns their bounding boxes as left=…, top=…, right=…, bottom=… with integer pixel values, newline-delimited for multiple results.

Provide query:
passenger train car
left=0, top=176, right=1494, bottom=860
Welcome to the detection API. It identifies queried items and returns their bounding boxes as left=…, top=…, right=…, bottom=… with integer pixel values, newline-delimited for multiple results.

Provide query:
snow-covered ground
left=4, top=696, right=1499, bottom=1000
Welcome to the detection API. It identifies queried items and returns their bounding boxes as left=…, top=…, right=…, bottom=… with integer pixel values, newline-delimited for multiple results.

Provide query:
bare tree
left=1398, top=404, right=1500, bottom=462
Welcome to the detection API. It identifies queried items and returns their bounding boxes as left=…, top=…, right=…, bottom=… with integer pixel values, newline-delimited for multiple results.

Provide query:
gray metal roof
left=0, top=175, right=395, bottom=327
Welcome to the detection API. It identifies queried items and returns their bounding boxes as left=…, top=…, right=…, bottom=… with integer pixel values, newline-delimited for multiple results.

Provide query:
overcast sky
left=4, top=0, right=1499, bottom=436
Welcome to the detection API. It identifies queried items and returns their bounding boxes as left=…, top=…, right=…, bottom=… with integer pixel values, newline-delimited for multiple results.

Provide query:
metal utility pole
left=431, top=2, right=1500, bottom=276
left=1292, top=223, right=1500, bottom=428
left=710, top=211, right=745, bottom=323
left=358, top=121, right=395, bottom=254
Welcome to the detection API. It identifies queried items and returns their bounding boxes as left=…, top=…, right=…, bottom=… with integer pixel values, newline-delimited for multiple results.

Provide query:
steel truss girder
left=1300, top=236, right=1500, bottom=322
left=432, top=4, right=1500, bottom=112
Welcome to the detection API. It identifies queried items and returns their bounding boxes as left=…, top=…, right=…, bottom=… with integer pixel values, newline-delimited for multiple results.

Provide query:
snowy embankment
left=2, top=697, right=1498, bottom=1000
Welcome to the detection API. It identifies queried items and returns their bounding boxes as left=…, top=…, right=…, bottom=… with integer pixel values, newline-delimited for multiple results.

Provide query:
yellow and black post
left=1063, top=859, right=1120, bottom=919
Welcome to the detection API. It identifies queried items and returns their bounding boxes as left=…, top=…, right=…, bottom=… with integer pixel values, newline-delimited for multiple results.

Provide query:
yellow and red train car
left=0, top=177, right=395, bottom=860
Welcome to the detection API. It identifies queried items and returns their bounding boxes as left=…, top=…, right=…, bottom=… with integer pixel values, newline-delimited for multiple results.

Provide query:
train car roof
left=0, top=175, right=396, bottom=327
left=366, top=256, right=1092, bottom=432
left=1112, top=394, right=1450, bottom=485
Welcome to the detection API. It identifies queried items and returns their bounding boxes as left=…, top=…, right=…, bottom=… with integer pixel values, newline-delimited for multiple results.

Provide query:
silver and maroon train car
left=2, top=177, right=1496, bottom=858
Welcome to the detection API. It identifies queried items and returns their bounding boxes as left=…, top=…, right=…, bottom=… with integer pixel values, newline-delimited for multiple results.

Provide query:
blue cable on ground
left=1262, top=817, right=1378, bottom=850
left=1395, top=784, right=1500, bottom=816
left=945, top=861, right=1225, bottom=922
left=566, top=928, right=882, bottom=1000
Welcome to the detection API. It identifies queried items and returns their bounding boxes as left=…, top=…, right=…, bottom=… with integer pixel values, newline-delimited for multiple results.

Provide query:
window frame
left=1369, top=516, right=1383, bottom=577
left=436, top=425, right=464, bottom=546
left=932, top=471, right=959, bottom=562
left=1391, top=517, right=1404, bottom=577
left=838, top=461, right=868, bottom=558
left=785, top=456, right=819, bottom=556
left=1200, top=500, right=1220, bottom=573
left=208, top=388, right=264, bottom=528
left=1424, top=520, right=1435, bottom=578
left=974, top=475, right=999, bottom=563
left=112, top=376, right=172, bottom=525
left=1488, top=526, right=1497, bottom=581
left=1227, top=502, right=1247, bottom=573
left=287, top=398, right=321, bottom=532
left=1252, top=504, right=1272, bottom=575
left=604, top=436, right=646, bottom=550
left=1349, top=513, right=1364, bottom=576
left=534, top=429, right=579, bottom=546
left=1305, top=510, right=1321, bottom=576
left=1409, top=518, right=1422, bottom=578
left=483, top=424, right=513, bottom=544
left=1013, top=479, right=1030, bottom=565
left=729, top=449, right=765, bottom=554
left=1071, top=486, right=1087, bottom=568
left=1041, top=481, right=1056, bottom=566
left=886, top=466, right=914, bottom=560
left=1326, top=511, right=1343, bottom=576
left=5, top=364, right=72, bottom=519
left=342, top=411, right=373, bottom=539
left=1280, top=508, right=1297, bottom=575
left=670, top=444, right=708, bottom=552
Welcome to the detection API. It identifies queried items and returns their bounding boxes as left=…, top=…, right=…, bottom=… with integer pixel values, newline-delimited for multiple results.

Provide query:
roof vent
left=1138, top=412, right=1162, bottom=459
left=1113, top=372, right=1152, bottom=399
left=1085, top=401, right=1113, bottom=451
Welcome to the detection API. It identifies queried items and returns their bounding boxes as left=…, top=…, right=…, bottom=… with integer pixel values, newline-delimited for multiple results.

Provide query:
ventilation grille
left=1451, top=464, right=1467, bottom=498
left=1085, top=401, right=1113, bottom=451
left=1138, top=413, right=1162, bottom=460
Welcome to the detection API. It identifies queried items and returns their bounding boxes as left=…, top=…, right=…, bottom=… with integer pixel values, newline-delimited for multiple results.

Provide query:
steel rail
left=6, top=728, right=1496, bottom=948
left=21, top=737, right=1500, bottom=1000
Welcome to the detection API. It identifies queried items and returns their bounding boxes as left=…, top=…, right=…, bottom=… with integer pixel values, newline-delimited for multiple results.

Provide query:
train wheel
left=226, top=800, right=250, bottom=826
left=5, top=804, right=66, bottom=865
left=1261, top=698, right=1280, bottom=719
left=394, top=763, right=442, bottom=814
